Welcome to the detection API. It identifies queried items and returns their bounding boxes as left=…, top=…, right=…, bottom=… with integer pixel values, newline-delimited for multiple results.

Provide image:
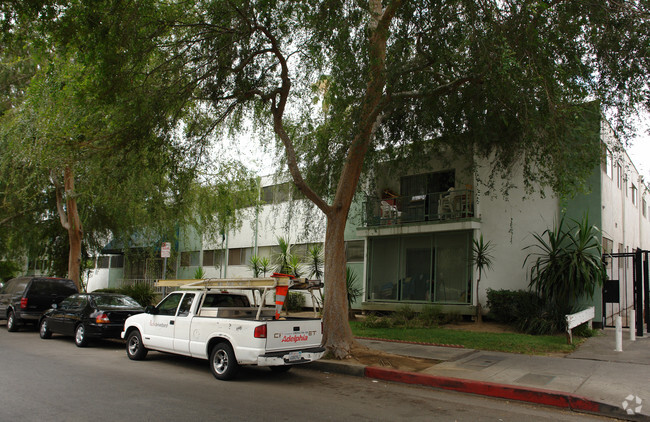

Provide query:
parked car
left=39, top=292, right=144, bottom=347
left=0, top=276, right=78, bottom=332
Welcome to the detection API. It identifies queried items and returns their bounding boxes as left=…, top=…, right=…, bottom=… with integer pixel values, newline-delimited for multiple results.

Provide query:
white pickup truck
left=121, top=278, right=325, bottom=380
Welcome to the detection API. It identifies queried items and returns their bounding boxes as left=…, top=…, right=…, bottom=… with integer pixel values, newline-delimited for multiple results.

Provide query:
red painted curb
left=365, top=367, right=601, bottom=413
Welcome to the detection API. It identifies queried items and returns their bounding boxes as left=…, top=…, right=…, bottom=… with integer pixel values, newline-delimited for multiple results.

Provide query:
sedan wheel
left=209, top=342, right=239, bottom=380
left=75, top=324, right=88, bottom=347
left=6, top=310, right=18, bottom=332
left=39, top=319, right=52, bottom=339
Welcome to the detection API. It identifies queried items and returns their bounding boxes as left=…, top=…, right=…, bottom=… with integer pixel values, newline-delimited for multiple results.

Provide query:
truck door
left=172, top=293, right=196, bottom=355
left=145, top=292, right=183, bottom=352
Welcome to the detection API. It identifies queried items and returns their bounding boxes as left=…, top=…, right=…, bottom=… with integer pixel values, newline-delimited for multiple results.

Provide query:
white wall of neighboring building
left=601, top=122, right=650, bottom=252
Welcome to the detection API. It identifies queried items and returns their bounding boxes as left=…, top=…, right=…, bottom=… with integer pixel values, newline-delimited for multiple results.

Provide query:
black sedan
left=39, top=293, right=144, bottom=347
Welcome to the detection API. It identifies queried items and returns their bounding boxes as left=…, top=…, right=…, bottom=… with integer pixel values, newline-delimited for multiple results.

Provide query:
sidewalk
left=307, top=328, right=650, bottom=421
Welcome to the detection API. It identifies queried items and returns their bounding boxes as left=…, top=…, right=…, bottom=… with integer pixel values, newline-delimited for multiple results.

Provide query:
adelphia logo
left=281, top=334, right=308, bottom=343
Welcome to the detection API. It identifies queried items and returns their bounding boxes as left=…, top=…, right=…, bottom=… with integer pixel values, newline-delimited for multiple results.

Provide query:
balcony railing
left=363, top=188, right=475, bottom=227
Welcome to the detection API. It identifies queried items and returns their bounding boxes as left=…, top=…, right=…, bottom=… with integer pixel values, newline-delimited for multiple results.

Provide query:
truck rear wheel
left=209, top=342, right=239, bottom=380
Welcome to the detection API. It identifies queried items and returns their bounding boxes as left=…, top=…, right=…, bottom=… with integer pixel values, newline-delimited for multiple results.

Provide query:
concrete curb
left=304, top=361, right=645, bottom=421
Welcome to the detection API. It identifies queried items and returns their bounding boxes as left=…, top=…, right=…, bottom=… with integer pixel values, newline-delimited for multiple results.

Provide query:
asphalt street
left=0, top=323, right=615, bottom=421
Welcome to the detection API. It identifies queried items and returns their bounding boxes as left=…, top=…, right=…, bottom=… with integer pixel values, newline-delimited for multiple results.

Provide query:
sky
left=625, top=113, right=650, bottom=182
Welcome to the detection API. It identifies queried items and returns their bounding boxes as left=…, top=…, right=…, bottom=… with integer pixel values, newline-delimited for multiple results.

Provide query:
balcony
left=363, top=188, right=476, bottom=227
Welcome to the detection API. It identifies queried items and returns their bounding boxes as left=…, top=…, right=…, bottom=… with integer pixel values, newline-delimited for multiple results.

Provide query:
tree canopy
left=2, top=0, right=648, bottom=356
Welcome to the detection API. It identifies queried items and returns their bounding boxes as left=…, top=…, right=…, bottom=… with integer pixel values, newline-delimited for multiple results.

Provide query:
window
left=618, top=243, right=624, bottom=269
left=110, top=255, right=124, bottom=268
left=604, top=147, right=613, bottom=179
left=180, top=251, right=200, bottom=267
left=602, top=237, right=613, bottom=254
left=261, top=183, right=292, bottom=204
left=203, top=250, right=215, bottom=267
left=177, top=294, right=195, bottom=317
left=617, top=163, right=623, bottom=189
left=641, top=199, right=648, bottom=218
left=203, top=249, right=224, bottom=267
left=157, top=293, right=183, bottom=316
left=631, top=184, right=637, bottom=206
left=97, top=256, right=110, bottom=269
left=400, top=170, right=455, bottom=196
left=345, top=241, right=364, bottom=262
left=228, top=247, right=252, bottom=266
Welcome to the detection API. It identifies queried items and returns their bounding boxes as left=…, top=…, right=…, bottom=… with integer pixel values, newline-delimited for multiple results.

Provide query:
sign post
left=161, top=242, right=171, bottom=280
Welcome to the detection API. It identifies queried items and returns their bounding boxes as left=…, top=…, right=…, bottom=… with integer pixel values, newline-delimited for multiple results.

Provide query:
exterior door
left=173, top=293, right=197, bottom=355
left=145, top=292, right=183, bottom=352
left=48, top=296, right=74, bottom=333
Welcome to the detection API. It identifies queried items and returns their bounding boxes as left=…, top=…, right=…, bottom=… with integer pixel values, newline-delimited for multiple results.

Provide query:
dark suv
left=0, top=276, right=78, bottom=332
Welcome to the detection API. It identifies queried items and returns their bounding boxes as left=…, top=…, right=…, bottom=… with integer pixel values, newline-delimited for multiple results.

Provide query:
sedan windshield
left=91, top=294, right=141, bottom=308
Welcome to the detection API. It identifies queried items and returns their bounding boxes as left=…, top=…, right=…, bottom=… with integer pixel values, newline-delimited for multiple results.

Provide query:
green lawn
left=349, top=321, right=581, bottom=355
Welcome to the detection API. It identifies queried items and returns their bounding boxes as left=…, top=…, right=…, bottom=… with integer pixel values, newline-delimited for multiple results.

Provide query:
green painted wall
left=561, top=108, right=604, bottom=320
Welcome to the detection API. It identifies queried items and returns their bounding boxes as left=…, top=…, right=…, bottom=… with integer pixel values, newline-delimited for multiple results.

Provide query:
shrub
left=361, top=313, right=393, bottom=329
left=417, top=305, right=443, bottom=327
left=487, top=288, right=568, bottom=335
left=572, top=322, right=599, bottom=338
left=487, top=289, right=540, bottom=324
left=120, top=283, right=156, bottom=307
left=285, top=292, right=305, bottom=312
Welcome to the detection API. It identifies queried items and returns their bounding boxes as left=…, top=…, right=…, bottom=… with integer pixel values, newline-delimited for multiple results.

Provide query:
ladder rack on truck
left=155, top=276, right=322, bottom=320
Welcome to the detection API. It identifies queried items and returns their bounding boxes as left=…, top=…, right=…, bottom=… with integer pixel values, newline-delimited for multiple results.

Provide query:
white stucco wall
left=473, top=160, right=560, bottom=307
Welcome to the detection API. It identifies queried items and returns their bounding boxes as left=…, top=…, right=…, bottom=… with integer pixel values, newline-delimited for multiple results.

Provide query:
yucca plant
left=273, top=236, right=292, bottom=274
left=346, top=267, right=363, bottom=320
left=472, top=234, right=494, bottom=323
left=288, top=254, right=303, bottom=277
left=248, top=255, right=261, bottom=278
left=193, top=267, right=205, bottom=279
left=524, top=214, right=605, bottom=309
left=306, top=243, right=324, bottom=280
left=259, top=257, right=271, bottom=277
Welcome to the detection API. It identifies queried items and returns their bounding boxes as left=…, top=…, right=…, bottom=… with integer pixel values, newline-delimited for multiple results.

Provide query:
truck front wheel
left=126, top=330, right=148, bottom=360
left=209, top=342, right=239, bottom=380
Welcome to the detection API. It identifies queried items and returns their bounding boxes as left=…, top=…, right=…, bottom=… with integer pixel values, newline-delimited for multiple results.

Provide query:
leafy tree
left=10, top=0, right=649, bottom=358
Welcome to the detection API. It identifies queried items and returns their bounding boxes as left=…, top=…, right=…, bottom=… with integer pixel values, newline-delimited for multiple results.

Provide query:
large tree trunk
left=55, top=166, right=83, bottom=291
left=321, top=210, right=356, bottom=358
left=268, top=0, right=400, bottom=359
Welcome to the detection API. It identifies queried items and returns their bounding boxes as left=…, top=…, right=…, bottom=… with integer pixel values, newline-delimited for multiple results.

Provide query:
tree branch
left=390, top=76, right=477, bottom=100
left=252, top=24, right=330, bottom=214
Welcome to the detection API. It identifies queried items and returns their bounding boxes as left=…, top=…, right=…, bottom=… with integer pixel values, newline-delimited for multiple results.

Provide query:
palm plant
left=193, top=266, right=205, bottom=279
left=288, top=254, right=303, bottom=277
left=524, top=214, right=606, bottom=309
left=273, top=236, right=292, bottom=274
left=472, top=234, right=494, bottom=323
left=259, top=257, right=271, bottom=277
left=346, top=267, right=363, bottom=320
left=248, top=255, right=261, bottom=278
left=306, top=243, right=324, bottom=280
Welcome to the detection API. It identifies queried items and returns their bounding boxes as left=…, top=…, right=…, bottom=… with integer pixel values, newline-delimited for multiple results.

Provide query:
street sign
left=161, top=242, right=171, bottom=258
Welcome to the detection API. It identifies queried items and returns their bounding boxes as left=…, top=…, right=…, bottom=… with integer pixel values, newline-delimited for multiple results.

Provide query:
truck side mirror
left=145, top=305, right=158, bottom=315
